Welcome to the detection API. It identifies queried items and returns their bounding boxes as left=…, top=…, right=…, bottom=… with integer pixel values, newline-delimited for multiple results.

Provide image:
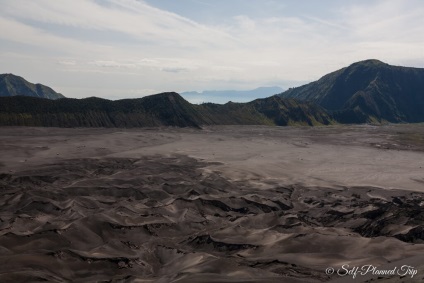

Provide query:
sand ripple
left=1, top=155, right=424, bottom=282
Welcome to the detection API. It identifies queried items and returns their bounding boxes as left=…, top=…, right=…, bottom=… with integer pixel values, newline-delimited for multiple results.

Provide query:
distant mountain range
left=181, top=86, right=284, bottom=104
left=0, top=74, right=64, bottom=100
left=0, top=93, right=332, bottom=128
left=279, top=59, right=424, bottom=123
left=1, top=59, right=424, bottom=128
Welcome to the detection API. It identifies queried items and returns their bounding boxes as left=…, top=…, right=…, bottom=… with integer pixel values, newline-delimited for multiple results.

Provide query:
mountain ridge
left=0, top=92, right=333, bottom=128
left=3, top=59, right=424, bottom=127
left=279, top=59, right=424, bottom=123
left=0, top=73, right=65, bottom=100
left=181, top=86, right=284, bottom=104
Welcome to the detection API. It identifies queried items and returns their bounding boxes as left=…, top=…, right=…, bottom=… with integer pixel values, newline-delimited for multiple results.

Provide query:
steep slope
left=181, top=86, right=284, bottom=104
left=0, top=93, right=204, bottom=128
left=248, top=96, right=333, bottom=126
left=279, top=60, right=424, bottom=123
left=197, top=96, right=332, bottom=126
left=0, top=92, right=333, bottom=128
left=0, top=74, right=65, bottom=100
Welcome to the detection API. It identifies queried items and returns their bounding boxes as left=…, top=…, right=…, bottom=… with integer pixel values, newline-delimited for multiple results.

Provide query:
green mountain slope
left=279, top=60, right=424, bottom=123
left=0, top=92, right=333, bottom=128
left=198, top=96, right=332, bottom=126
left=0, top=74, right=65, bottom=100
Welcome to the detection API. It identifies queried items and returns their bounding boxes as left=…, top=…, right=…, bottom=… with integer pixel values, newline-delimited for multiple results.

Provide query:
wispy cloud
left=0, top=0, right=423, bottom=99
left=57, top=60, right=77, bottom=66
left=1, top=0, right=236, bottom=49
left=90, top=60, right=137, bottom=68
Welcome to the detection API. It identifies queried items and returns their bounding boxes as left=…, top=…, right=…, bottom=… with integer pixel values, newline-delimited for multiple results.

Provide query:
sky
left=0, top=0, right=423, bottom=102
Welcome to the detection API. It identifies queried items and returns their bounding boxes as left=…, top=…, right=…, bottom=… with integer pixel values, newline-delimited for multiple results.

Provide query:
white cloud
left=137, top=58, right=201, bottom=71
left=58, top=60, right=77, bottom=66
left=160, top=67, right=188, bottom=73
left=211, top=66, right=244, bottom=72
left=234, top=15, right=256, bottom=30
left=0, top=0, right=423, bottom=99
left=1, top=0, right=236, bottom=49
left=91, top=60, right=137, bottom=68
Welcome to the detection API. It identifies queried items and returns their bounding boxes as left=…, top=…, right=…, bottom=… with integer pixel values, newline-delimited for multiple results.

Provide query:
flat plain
left=1, top=124, right=424, bottom=282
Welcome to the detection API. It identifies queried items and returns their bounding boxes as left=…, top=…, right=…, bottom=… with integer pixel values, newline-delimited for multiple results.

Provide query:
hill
left=0, top=92, right=333, bottom=128
left=0, top=93, right=202, bottom=128
left=198, top=96, right=332, bottom=126
left=181, top=86, right=284, bottom=104
left=279, top=60, right=424, bottom=123
left=0, top=74, right=65, bottom=100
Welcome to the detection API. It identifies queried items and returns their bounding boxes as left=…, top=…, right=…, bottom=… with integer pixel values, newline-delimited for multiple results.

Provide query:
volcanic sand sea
left=0, top=124, right=424, bottom=282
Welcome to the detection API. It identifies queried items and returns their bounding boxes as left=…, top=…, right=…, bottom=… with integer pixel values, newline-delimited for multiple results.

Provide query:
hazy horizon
left=1, top=0, right=423, bottom=100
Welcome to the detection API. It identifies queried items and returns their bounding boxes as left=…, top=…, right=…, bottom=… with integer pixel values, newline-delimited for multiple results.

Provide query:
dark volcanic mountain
left=0, top=92, right=333, bottom=128
left=0, top=93, right=202, bottom=128
left=279, top=60, right=424, bottom=123
left=199, top=96, right=332, bottom=126
left=0, top=74, right=64, bottom=100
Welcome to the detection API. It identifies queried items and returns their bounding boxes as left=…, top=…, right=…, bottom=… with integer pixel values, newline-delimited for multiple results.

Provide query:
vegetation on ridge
left=0, top=93, right=333, bottom=128
left=0, top=74, right=64, bottom=100
left=279, top=59, right=424, bottom=123
left=3, top=59, right=424, bottom=127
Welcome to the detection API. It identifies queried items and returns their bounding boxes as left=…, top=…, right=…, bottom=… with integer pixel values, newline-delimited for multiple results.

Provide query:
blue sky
left=0, top=0, right=423, bottom=102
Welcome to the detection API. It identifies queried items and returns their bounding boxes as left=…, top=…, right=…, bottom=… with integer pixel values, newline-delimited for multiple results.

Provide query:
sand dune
left=0, top=125, right=424, bottom=282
